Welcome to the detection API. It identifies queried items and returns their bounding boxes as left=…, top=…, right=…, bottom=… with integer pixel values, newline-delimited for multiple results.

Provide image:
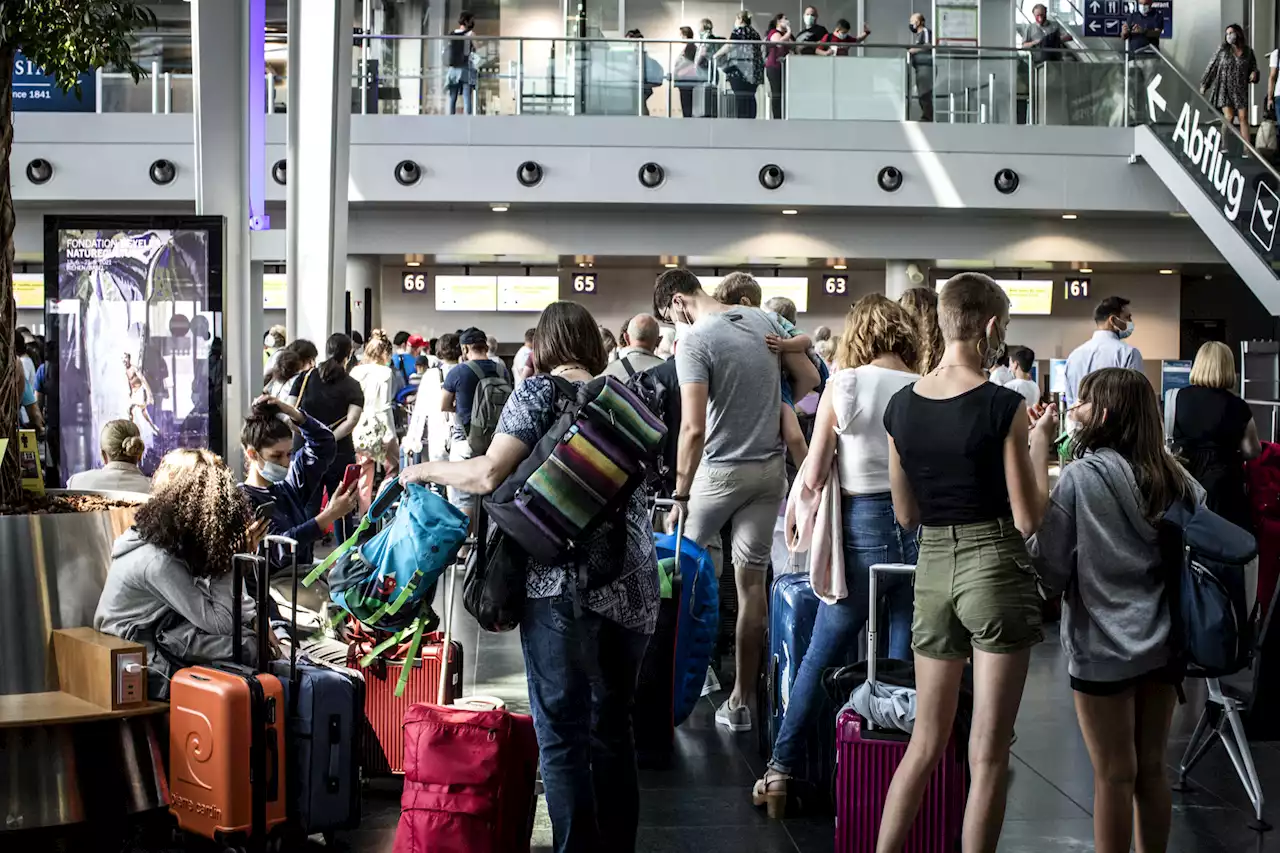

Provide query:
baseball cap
left=407, top=334, right=426, bottom=349
left=460, top=327, right=488, bottom=346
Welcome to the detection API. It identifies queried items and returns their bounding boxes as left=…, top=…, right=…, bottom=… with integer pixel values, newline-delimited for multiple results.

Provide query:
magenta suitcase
left=835, top=564, right=967, bottom=853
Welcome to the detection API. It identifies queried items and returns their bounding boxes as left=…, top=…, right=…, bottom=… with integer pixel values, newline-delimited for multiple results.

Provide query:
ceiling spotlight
left=271, top=159, right=287, bottom=185
left=994, top=168, right=1020, bottom=195
left=1061, top=213, right=1078, bottom=220
left=1159, top=269, right=1175, bottom=275
left=25, top=158, right=52, bottom=185
left=758, top=164, right=785, bottom=190
left=877, top=166, right=903, bottom=192
left=148, top=158, right=177, bottom=186
left=1079, top=267, right=1092, bottom=274
left=664, top=263, right=678, bottom=269
left=782, top=209, right=799, bottom=215
left=394, top=159, right=423, bottom=186
left=491, top=204, right=509, bottom=212
left=833, top=264, right=847, bottom=270
left=638, top=162, right=666, bottom=189
left=517, top=160, right=544, bottom=187
left=406, top=260, right=421, bottom=267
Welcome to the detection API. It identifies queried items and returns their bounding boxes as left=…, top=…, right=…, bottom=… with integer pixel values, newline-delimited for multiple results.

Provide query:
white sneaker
left=715, top=699, right=752, bottom=732
left=701, top=666, right=721, bottom=697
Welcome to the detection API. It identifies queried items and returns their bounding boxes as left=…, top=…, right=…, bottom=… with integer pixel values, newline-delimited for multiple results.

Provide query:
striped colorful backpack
left=484, top=375, right=666, bottom=567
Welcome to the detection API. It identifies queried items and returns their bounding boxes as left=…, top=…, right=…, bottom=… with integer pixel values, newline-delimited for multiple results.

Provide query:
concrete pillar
left=346, top=255, right=381, bottom=339
left=192, top=0, right=250, bottom=470
left=886, top=260, right=930, bottom=300
left=286, top=0, right=354, bottom=348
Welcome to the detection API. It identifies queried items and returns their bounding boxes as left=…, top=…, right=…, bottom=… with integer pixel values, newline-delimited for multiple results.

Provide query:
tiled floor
left=23, top=576, right=1280, bottom=853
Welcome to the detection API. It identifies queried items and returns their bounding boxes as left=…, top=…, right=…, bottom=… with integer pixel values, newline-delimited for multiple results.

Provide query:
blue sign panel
left=13, top=52, right=95, bottom=112
left=1161, top=359, right=1192, bottom=407
left=1084, top=0, right=1172, bottom=41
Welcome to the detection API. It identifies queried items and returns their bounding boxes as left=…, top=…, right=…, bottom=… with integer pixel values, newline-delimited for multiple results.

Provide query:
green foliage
left=0, top=1, right=157, bottom=85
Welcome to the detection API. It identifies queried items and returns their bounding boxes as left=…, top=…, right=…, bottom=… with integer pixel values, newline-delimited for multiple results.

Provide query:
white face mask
left=803, top=14, right=816, bottom=27
left=257, top=458, right=289, bottom=484
left=1227, top=32, right=1238, bottom=45
left=1117, top=319, right=1135, bottom=339
left=1138, top=3, right=1150, bottom=12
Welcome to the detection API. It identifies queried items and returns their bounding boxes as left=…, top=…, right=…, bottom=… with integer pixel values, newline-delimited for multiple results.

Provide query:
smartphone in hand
left=254, top=499, right=277, bottom=521
left=342, top=463, right=361, bottom=491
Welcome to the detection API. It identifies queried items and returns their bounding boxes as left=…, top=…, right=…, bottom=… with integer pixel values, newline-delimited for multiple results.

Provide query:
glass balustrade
left=74, top=33, right=1138, bottom=128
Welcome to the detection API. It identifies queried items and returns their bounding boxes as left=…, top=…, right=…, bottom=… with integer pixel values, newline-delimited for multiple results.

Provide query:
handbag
left=1259, top=119, right=1278, bottom=152
left=463, top=507, right=529, bottom=633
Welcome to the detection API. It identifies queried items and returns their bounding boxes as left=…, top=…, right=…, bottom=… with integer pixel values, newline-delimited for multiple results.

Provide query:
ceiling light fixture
left=833, top=264, right=847, bottom=270
left=406, top=261, right=421, bottom=267
left=1159, top=269, right=1175, bottom=275
left=782, top=209, right=799, bottom=215
left=1079, top=267, right=1092, bottom=274
left=491, top=204, right=509, bottom=212
left=1062, top=213, right=1078, bottom=220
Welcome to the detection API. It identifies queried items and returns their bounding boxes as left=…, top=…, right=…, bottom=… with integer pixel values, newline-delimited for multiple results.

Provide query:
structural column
left=286, top=0, right=355, bottom=347
left=192, top=0, right=251, bottom=470
left=885, top=260, right=929, bottom=300
left=346, top=255, right=381, bottom=341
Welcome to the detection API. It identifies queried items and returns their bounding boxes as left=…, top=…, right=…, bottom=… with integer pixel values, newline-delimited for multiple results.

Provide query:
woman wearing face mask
left=674, top=26, right=701, bottom=117
left=878, top=273, right=1058, bottom=853
left=765, top=12, right=794, bottom=119
left=716, top=11, right=764, bottom=119
left=1201, top=24, right=1260, bottom=148
left=240, top=395, right=359, bottom=578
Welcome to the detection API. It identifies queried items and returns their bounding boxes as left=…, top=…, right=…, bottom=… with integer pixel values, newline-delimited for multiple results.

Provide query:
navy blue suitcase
left=267, top=536, right=363, bottom=841
left=759, top=571, right=852, bottom=814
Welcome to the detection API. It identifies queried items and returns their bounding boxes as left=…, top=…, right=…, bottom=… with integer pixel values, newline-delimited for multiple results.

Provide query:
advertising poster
left=45, top=217, right=224, bottom=483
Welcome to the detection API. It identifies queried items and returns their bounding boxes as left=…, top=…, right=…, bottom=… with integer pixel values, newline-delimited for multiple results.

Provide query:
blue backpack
left=1162, top=499, right=1259, bottom=678
left=654, top=532, right=719, bottom=725
left=304, top=480, right=469, bottom=695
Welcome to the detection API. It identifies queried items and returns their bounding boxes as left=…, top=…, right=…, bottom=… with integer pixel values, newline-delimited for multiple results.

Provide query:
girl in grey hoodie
left=1030, top=367, right=1199, bottom=853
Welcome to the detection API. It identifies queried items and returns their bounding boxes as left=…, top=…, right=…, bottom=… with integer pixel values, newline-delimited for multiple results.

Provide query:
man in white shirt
left=1064, top=296, right=1143, bottom=406
left=600, top=314, right=666, bottom=379
left=1004, top=346, right=1042, bottom=409
left=512, top=328, right=535, bottom=381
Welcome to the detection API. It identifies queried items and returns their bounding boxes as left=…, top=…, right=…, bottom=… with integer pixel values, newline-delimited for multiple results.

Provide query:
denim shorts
left=912, top=518, right=1043, bottom=659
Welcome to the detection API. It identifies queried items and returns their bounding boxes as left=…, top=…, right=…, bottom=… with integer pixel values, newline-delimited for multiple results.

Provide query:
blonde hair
left=815, top=338, right=837, bottom=364
left=713, top=272, right=762, bottom=307
left=765, top=296, right=797, bottom=325
left=838, top=294, right=920, bottom=370
left=1189, top=341, right=1237, bottom=390
left=101, top=419, right=145, bottom=463
left=365, top=329, right=393, bottom=363
left=138, top=449, right=253, bottom=578
left=936, top=273, right=1010, bottom=343
left=898, top=287, right=944, bottom=374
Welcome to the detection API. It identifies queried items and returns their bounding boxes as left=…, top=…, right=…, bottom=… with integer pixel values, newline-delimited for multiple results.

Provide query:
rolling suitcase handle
left=437, top=508, right=477, bottom=705
left=264, top=534, right=302, bottom=701
left=652, top=497, right=689, bottom=614
left=867, top=562, right=916, bottom=732
left=231, top=552, right=268, bottom=669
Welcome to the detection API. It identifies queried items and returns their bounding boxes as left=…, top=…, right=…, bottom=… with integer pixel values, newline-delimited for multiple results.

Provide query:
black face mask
left=909, top=23, right=919, bottom=33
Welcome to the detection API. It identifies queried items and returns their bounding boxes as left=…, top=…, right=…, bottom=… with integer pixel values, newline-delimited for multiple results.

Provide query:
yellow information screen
left=935, top=278, right=1053, bottom=315
left=498, top=276, right=559, bottom=312
left=697, top=276, right=810, bottom=314
left=12, top=273, right=42, bottom=309
left=436, top=276, right=498, bottom=312
left=263, top=273, right=287, bottom=309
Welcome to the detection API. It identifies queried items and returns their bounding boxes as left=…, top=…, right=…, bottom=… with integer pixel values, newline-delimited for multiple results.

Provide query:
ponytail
left=320, top=332, right=354, bottom=382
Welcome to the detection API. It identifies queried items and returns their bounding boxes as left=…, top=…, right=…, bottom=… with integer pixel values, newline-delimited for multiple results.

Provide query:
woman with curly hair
left=899, top=286, right=945, bottom=375
left=95, top=448, right=268, bottom=698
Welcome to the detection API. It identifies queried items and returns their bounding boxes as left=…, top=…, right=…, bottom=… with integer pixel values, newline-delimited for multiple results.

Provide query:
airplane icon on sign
left=1252, top=183, right=1280, bottom=252
left=1103, top=18, right=1120, bottom=33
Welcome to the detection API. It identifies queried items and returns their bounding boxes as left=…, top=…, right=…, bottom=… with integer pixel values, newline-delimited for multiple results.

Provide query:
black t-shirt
left=795, top=24, right=829, bottom=55
left=1172, top=385, right=1253, bottom=528
left=293, top=370, right=364, bottom=462
left=883, top=382, right=1026, bottom=526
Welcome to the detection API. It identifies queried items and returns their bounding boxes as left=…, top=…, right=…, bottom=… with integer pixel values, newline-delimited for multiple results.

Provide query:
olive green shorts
left=912, top=518, right=1044, bottom=660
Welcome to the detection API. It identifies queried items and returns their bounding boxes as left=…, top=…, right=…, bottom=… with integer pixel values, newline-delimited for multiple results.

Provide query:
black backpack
left=1161, top=498, right=1259, bottom=678
left=622, top=357, right=680, bottom=496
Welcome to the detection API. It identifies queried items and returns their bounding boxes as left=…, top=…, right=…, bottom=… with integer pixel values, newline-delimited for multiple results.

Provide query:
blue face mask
left=1116, top=319, right=1135, bottom=340
left=259, top=459, right=289, bottom=484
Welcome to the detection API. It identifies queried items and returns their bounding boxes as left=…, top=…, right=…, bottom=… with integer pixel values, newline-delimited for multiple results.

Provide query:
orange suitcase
left=169, top=553, right=287, bottom=847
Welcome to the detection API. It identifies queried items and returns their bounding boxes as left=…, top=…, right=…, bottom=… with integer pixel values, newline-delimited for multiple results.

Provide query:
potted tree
left=0, top=3, right=161, bottom=702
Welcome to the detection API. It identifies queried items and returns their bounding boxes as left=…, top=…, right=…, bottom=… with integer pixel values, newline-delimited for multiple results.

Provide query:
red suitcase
left=835, top=564, right=967, bottom=853
left=169, top=553, right=288, bottom=847
left=394, top=703, right=539, bottom=853
left=359, top=632, right=464, bottom=774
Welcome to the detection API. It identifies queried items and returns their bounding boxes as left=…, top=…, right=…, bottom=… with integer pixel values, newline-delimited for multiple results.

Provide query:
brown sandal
left=751, top=769, right=790, bottom=819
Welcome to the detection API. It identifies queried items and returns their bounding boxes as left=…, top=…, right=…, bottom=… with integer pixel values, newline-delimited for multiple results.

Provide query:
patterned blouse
left=495, top=376, right=660, bottom=635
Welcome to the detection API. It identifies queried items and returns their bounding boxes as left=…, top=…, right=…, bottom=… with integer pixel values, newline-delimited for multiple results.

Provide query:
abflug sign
left=1170, top=104, right=1246, bottom=221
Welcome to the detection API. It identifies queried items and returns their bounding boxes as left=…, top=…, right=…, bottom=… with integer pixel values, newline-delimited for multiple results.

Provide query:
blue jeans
left=521, top=596, right=651, bottom=853
left=768, top=492, right=918, bottom=774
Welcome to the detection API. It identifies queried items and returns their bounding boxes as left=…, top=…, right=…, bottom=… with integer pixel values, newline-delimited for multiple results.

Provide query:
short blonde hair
left=1190, top=341, right=1237, bottom=390
left=713, top=272, right=762, bottom=307
left=838, top=294, right=919, bottom=370
left=937, top=273, right=1009, bottom=343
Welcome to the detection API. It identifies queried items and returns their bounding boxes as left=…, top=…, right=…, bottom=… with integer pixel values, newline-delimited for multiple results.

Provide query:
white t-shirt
left=1004, top=377, right=1042, bottom=409
left=830, top=364, right=921, bottom=494
left=988, top=365, right=1015, bottom=386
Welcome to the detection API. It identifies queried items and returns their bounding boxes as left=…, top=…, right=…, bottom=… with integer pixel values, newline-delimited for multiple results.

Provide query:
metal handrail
left=1245, top=399, right=1280, bottom=444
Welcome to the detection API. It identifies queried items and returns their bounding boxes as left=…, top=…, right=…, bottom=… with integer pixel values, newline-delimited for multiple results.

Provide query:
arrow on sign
left=1088, top=19, right=1101, bottom=32
left=1089, top=0, right=1100, bottom=10
left=1147, top=74, right=1166, bottom=116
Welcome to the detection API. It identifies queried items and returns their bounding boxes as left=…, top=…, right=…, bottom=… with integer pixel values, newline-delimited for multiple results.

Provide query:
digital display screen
left=935, top=278, right=1054, bottom=315
left=47, top=218, right=224, bottom=483
left=13, top=272, right=42, bottom=308
left=1050, top=359, right=1069, bottom=394
left=435, top=275, right=497, bottom=312
left=263, top=272, right=286, bottom=309
left=697, top=275, right=810, bottom=314
left=498, top=276, right=559, bottom=312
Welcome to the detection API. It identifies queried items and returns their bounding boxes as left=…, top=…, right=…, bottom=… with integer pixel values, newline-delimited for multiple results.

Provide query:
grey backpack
left=466, top=360, right=513, bottom=454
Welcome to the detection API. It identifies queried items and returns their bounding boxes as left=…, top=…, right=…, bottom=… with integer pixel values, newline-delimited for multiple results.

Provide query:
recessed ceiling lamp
left=405, top=253, right=424, bottom=267
left=833, top=264, right=847, bottom=270
left=491, top=203, right=509, bottom=212
left=1159, top=269, right=1175, bottom=275
left=1079, top=267, right=1092, bottom=273
left=1061, top=213, right=1078, bottom=220
left=782, top=209, right=799, bottom=215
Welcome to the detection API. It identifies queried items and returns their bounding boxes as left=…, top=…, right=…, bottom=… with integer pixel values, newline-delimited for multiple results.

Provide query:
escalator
left=1130, top=49, right=1280, bottom=313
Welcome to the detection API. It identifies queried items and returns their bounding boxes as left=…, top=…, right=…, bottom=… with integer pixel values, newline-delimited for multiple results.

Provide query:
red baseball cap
left=407, top=334, right=427, bottom=349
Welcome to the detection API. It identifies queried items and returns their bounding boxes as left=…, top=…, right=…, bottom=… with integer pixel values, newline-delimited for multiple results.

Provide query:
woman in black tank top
left=878, top=274, right=1057, bottom=853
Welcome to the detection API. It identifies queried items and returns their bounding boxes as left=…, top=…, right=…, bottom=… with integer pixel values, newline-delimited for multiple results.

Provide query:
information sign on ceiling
left=697, top=275, right=810, bottom=313
left=1083, top=0, right=1172, bottom=41
left=436, top=275, right=497, bottom=312
left=498, top=276, right=559, bottom=312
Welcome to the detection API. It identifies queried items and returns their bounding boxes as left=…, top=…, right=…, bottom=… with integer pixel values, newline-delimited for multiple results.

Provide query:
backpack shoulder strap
left=621, top=357, right=637, bottom=378
left=465, top=360, right=484, bottom=380
left=1164, top=387, right=1179, bottom=438
left=295, top=368, right=315, bottom=405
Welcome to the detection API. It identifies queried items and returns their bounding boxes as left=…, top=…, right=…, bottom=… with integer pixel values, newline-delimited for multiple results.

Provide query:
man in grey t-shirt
left=654, top=268, right=819, bottom=732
